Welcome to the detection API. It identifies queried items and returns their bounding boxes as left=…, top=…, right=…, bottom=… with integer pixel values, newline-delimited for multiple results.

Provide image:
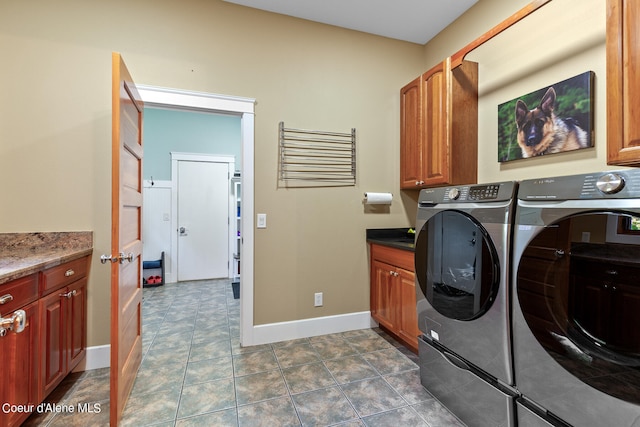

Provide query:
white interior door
left=177, top=158, right=231, bottom=281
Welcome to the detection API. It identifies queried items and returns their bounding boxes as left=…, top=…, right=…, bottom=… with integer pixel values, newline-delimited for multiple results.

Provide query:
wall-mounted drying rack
left=278, top=121, right=356, bottom=187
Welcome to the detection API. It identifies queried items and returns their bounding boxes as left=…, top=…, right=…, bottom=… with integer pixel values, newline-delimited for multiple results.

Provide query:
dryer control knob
left=448, top=188, right=461, bottom=200
left=596, top=173, right=625, bottom=194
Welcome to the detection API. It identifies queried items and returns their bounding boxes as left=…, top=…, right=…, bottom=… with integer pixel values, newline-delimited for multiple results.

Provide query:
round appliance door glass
left=415, top=210, right=500, bottom=321
left=516, top=211, right=640, bottom=405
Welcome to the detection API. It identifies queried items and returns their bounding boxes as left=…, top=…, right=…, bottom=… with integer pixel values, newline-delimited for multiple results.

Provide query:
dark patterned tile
left=412, top=399, right=466, bottom=426
left=362, top=406, right=428, bottom=427
left=274, top=343, right=321, bottom=368
left=233, top=349, right=278, bottom=376
left=235, top=370, right=288, bottom=405
left=282, top=362, right=336, bottom=394
left=362, top=348, right=418, bottom=375
left=121, top=384, right=181, bottom=426
left=176, top=408, right=238, bottom=426
left=309, top=335, right=358, bottom=360
left=184, top=356, right=233, bottom=385
left=177, top=378, right=236, bottom=419
left=340, top=377, right=405, bottom=418
left=237, top=396, right=300, bottom=427
left=291, top=386, right=358, bottom=426
left=324, top=355, right=378, bottom=384
left=384, top=370, right=433, bottom=404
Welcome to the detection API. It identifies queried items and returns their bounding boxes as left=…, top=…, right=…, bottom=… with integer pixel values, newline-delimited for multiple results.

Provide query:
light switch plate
left=257, top=213, right=267, bottom=228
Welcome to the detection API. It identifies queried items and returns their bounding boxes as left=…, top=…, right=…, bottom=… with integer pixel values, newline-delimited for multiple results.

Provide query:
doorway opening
left=137, top=84, right=256, bottom=346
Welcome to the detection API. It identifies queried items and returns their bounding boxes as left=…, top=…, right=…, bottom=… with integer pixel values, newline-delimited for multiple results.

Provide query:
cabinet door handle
left=0, top=309, right=26, bottom=336
left=60, top=290, right=77, bottom=299
left=0, top=294, right=13, bottom=305
left=65, top=269, right=75, bottom=277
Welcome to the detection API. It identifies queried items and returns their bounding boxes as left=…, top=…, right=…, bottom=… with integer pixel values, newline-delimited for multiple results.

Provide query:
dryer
left=415, top=181, right=518, bottom=427
left=512, top=170, right=640, bottom=426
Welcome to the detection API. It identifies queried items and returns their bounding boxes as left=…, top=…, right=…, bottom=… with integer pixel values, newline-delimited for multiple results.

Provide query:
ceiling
left=222, top=0, right=479, bottom=45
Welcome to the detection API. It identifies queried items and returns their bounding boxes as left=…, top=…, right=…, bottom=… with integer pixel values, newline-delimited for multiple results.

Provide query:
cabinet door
left=40, top=290, right=66, bottom=398
left=67, top=278, right=87, bottom=371
left=0, top=301, right=39, bottom=427
left=607, top=0, right=640, bottom=166
left=371, top=259, right=399, bottom=330
left=397, top=268, right=419, bottom=352
left=421, top=59, right=450, bottom=186
left=400, top=76, right=424, bottom=189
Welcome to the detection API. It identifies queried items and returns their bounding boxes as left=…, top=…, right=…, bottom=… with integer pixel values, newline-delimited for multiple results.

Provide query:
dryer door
left=516, top=211, right=640, bottom=405
left=415, top=210, right=500, bottom=321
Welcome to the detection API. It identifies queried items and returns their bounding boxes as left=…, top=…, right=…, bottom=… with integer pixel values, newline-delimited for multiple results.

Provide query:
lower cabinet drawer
left=40, top=257, right=89, bottom=296
left=0, top=274, right=38, bottom=313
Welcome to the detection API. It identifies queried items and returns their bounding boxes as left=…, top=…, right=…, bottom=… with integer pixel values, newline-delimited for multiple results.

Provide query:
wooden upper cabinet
left=400, top=76, right=423, bottom=189
left=607, top=0, right=640, bottom=166
left=400, top=58, right=478, bottom=190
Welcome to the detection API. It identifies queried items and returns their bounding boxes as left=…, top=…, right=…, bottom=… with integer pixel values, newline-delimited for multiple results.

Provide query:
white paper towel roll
left=364, top=192, right=393, bottom=205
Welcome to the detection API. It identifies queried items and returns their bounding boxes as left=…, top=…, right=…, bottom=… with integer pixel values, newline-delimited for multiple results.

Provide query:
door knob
left=100, top=253, right=134, bottom=264
left=119, top=252, right=134, bottom=264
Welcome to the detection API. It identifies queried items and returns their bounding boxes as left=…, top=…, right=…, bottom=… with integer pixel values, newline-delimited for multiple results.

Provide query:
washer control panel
left=519, top=169, right=640, bottom=200
left=419, top=182, right=516, bottom=205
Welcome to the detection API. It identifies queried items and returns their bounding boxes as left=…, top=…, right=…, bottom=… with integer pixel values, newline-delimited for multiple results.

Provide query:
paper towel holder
left=363, top=192, right=393, bottom=205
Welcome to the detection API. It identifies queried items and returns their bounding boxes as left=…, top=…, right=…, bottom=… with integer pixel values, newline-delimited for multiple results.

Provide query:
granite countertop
left=0, top=232, right=93, bottom=285
left=366, top=228, right=416, bottom=252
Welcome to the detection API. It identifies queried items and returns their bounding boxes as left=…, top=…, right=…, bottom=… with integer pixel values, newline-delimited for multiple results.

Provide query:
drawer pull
left=65, top=269, right=75, bottom=277
left=0, top=294, right=13, bottom=305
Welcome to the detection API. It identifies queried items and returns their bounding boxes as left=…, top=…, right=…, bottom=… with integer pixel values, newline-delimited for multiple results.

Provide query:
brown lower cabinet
left=0, top=255, right=89, bottom=427
left=369, top=244, right=419, bottom=353
left=0, top=298, right=39, bottom=427
left=40, top=277, right=87, bottom=399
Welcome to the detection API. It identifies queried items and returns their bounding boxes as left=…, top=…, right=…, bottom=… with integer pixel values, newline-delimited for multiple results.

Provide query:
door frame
left=136, top=84, right=257, bottom=346
left=171, top=152, right=235, bottom=281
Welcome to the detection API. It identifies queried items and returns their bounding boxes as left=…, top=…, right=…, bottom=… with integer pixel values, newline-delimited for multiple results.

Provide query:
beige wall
left=425, top=0, right=612, bottom=183
left=0, top=0, right=424, bottom=345
left=0, top=0, right=613, bottom=346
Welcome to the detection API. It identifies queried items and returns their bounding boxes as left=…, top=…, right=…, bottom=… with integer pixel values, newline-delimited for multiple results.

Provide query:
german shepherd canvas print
left=498, top=72, right=594, bottom=162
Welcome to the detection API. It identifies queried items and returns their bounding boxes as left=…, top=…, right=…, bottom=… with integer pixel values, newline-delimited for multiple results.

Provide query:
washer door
left=415, top=210, right=500, bottom=321
left=516, top=211, right=640, bottom=405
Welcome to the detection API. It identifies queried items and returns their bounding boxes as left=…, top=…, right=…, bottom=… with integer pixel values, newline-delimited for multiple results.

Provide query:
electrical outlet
left=314, top=292, right=323, bottom=307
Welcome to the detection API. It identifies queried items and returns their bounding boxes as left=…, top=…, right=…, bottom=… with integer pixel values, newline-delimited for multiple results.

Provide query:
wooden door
left=68, top=278, right=87, bottom=370
left=607, top=0, right=640, bottom=166
left=0, top=301, right=39, bottom=427
left=39, top=290, right=66, bottom=398
left=421, top=59, right=449, bottom=186
left=111, top=52, right=144, bottom=426
left=371, top=259, right=398, bottom=331
left=400, top=75, right=423, bottom=189
left=398, top=268, right=419, bottom=352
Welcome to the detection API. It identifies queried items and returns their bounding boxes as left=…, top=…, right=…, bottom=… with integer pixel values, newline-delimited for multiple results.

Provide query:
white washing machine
left=512, top=170, right=640, bottom=426
left=415, top=181, right=518, bottom=427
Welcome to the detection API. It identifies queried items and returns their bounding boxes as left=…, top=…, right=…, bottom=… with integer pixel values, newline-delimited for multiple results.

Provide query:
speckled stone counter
left=0, top=232, right=93, bottom=285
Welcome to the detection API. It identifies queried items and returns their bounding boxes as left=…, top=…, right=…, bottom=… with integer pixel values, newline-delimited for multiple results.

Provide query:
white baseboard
left=73, top=312, right=378, bottom=371
left=73, top=344, right=110, bottom=372
left=248, top=311, right=377, bottom=347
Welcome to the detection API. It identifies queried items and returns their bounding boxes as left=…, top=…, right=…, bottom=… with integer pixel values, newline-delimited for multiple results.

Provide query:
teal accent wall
left=143, top=108, right=241, bottom=180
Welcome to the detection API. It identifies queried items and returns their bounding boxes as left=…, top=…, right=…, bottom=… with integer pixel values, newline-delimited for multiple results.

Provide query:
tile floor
left=24, top=279, right=465, bottom=426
